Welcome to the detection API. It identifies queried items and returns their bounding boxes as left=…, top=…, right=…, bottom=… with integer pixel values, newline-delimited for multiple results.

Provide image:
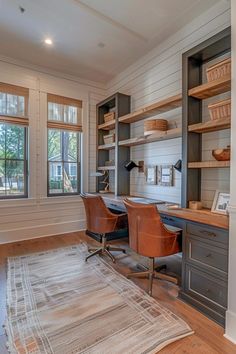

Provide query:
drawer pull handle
left=206, top=253, right=212, bottom=258
left=200, top=230, right=216, bottom=238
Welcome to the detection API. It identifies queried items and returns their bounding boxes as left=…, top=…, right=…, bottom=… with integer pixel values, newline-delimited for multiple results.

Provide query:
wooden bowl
left=212, top=147, right=230, bottom=161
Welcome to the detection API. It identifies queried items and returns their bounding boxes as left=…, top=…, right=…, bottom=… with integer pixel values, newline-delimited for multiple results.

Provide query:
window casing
left=0, top=83, right=29, bottom=199
left=47, top=94, right=82, bottom=196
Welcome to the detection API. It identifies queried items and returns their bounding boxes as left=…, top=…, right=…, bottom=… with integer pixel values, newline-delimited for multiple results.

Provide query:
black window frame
left=0, top=122, right=28, bottom=199
left=47, top=129, right=81, bottom=197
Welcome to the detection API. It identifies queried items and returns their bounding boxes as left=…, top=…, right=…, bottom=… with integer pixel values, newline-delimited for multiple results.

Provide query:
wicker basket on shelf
left=206, top=58, right=231, bottom=82
left=104, top=111, right=115, bottom=123
left=144, top=119, right=168, bottom=136
left=208, top=99, right=231, bottom=121
left=103, top=133, right=115, bottom=145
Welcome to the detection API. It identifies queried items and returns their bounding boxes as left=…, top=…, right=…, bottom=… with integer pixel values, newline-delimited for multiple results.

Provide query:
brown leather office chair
left=80, top=193, right=127, bottom=262
left=124, top=198, right=181, bottom=295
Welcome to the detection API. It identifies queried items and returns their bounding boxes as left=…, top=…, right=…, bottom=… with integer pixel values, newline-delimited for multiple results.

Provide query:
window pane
left=48, top=162, right=63, bottom=194
left=5, top=160, right=25, bottom=195
left=64, top=106, right=77, bottom=124
left=0, top=124, right=6, bottom=159
left=64, top=163, right=77, bottom=193
left=48, top=129, right=62, bottom=160
left=0, top=160, right=5, bottom=195
left=0, top=93, right=7, bottom=115
left=48, top=102, right=78, bottom=124
left=62, top=131, right=77, bottom=162
left=5, top=124, right=25, bottom=159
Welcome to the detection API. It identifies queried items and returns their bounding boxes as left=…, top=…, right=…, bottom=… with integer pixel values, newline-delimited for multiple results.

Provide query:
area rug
left=5, top=243, right=193, bottom=354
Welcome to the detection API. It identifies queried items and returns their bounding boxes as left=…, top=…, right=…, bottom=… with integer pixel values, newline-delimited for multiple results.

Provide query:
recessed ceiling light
left=44, top=38, right=53, bottom=45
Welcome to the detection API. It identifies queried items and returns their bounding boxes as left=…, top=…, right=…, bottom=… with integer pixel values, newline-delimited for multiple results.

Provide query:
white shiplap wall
left=107, top=1, right=231, bottom=206
left=0, top=58, right=106, bottom=244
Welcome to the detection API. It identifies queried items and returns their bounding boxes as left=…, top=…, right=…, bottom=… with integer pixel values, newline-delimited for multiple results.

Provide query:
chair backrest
left=124, top=198, right=180, bottom=257
left=80, top=193, right=118, bottom=234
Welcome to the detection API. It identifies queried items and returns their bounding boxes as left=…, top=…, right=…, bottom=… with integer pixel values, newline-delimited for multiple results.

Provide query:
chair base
left=86, top=234, right=126, bottom=263
left=127, top=258, right=178, bottom=295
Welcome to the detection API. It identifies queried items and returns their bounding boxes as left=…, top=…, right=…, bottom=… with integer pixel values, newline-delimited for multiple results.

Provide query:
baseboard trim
left=0, top=219, right=86, bottom=244
left=225, top=310, right=236, bottom=344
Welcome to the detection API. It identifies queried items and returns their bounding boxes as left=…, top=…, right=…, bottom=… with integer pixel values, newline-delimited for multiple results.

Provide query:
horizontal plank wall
left=0, top=59, right=106, bottom=244
left=107, top=1, right=231, bottom=205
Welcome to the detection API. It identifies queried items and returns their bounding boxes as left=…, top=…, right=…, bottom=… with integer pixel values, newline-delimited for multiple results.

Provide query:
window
left=47, top=94, right=82, bottom=196
left=0, top=83, right=29, bottom=198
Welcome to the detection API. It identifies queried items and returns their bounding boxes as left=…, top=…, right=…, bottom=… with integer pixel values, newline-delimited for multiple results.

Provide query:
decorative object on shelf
left=206, top=57, right=231, bottom=82
left=145, top=165, right=157, bottom=185
left=211, top=190, right=230, bottom=215
left=103, top=133, right=115, bottom=145
left=189, top=201, right=202, bottom=210
left=166, top=204, right=181, bottom=210
left=157, top=165, right=173, bottom=186
left=174, top=159, right=182, bottom=172
left=144, top=119, right=168, bottom=136
left=212, top=145, right=230, bottom=161
left=208, top=99, right=231, bottom=121
left=90, top=171, right=109, bottom=193
left=124, top=160, right=144, bottom=173
left=105, top=160, right=115, bottom=166
left=104, top=111, right=115, bottom=123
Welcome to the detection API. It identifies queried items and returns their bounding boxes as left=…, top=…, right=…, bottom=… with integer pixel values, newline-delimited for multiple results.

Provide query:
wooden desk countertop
left=101, top=194, right=229, bottom=230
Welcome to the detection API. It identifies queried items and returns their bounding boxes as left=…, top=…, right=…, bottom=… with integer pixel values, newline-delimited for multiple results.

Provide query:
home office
left=0, top=1, right=236, bottom=353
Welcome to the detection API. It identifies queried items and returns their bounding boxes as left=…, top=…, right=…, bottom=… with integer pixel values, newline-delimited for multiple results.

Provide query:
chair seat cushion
left=164, top=224, right=182, bottom=233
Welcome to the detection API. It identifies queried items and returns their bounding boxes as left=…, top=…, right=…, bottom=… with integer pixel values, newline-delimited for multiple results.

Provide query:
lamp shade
left=174, top=159, right=182, bottom=172
left=124, top=161, right=139, bottom=172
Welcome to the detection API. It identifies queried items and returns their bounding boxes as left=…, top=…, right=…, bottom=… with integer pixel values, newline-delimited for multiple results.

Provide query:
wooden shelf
left=118, top=94, right=182, bottom=124
left=98, top=143, right=115, bottom=150
left=98, top=166, right=115, bottom=171
left=188, top=75, right=231, bottom=99
left=119, top=128, right=181, bottom=147
left=98, top=119, right=116, bottom=130
left=188, top=117, right=231, bottom=133
left=188, top=160, right=230, bottom=168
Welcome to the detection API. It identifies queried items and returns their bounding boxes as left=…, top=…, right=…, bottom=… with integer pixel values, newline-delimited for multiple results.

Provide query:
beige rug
left=5, top=243, right=193, bottom=354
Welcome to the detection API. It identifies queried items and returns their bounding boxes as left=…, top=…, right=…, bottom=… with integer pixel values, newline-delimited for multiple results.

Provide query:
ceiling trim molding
left=74, top=0, right=148, bottom=42
left=0, top=55, right=106, bottom=91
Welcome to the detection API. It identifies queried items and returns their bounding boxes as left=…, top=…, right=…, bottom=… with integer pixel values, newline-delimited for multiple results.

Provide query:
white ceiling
left=0, top=0, right=220, bottom=83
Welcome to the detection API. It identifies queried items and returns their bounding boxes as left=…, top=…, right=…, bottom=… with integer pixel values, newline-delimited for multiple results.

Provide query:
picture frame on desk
left=211, top=190, right=230, bottom=215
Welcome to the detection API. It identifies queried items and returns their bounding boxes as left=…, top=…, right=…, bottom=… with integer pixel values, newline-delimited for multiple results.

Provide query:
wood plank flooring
left=0, top=231, right=236, bottom=354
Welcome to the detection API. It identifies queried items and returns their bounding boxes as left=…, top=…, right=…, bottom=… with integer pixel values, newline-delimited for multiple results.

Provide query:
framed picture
left=211, top=190, right=230, bottom=215
left=157, top=165, right=173, bottom=186
left=145, top=165, right=157, bottom=185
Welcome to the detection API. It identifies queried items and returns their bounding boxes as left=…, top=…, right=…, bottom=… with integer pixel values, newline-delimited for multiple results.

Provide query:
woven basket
left=206, top=58, right=231, bottom=82
left=208, top=99, right=231, bottom=121
left=144, top=119, right=168, bottom=136
left=104, top=112, right=115, bottom=123
left=103, top=133, right=115, bottom=145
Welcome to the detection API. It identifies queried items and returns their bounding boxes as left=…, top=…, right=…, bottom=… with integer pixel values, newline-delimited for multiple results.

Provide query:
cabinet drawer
left=186, top=238, right=228, bottom=275
left=186, top=265, right=227, bottom=308
left=186, top=222, right=228, bottom=246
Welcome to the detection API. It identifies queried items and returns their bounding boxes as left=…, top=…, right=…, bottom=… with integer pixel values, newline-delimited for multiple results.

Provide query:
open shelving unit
left=182, top=26, right=231, bottom=208
left=97, top=92, right=131, bottom=195
left=97, top=92, right=182, bottom=195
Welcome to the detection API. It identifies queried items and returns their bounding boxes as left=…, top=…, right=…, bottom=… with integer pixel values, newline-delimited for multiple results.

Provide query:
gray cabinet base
left=179, top=290, right=226, bottom=327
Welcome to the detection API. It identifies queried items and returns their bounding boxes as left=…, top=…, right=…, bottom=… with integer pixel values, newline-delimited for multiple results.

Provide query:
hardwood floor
left=0, top=231, right=236, bottom=354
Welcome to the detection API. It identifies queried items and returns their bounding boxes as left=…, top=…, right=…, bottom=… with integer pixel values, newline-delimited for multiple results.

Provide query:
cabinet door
left=185, top=264, right=227, bottom=309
